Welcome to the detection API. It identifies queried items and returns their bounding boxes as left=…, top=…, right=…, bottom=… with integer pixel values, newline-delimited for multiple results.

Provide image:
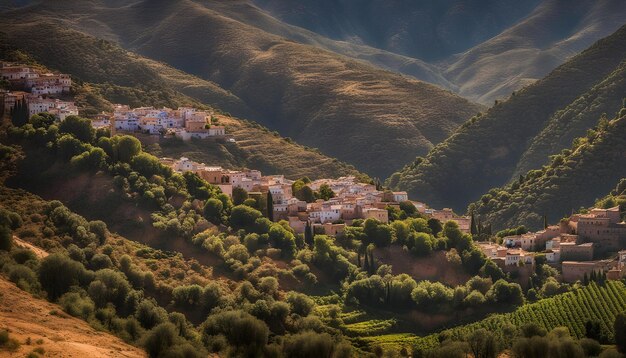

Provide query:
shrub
left=286, top=292, right=315, bottom=317
left=201, top=310, right=269, bottom=355
left=0, top=225, right=12, bottom=251
left=135, top=299, right=168, bottom=329
left=11, top=248, right=37, bottom=264
left=141, top=322, right=178, bottom=358
left=7, top=264, right=40, bottom=293
left=58, top=290, right=96, bottom=320
left=89, top=253, right=113, bottom=270
left=39, top=253, right=92, bottom=300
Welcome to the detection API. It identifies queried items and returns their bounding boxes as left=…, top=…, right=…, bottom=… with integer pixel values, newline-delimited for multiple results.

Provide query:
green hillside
left=514, top=60, right=626, bottom=176
left=0, top=0, right=483, bottom=179
left=469, top=110, right=626, bottom=230
left=388, top=24, right=626, bottom=212
left=412, top=281, right=626, bottom=351
left=0, top=27, right=365, bottom=181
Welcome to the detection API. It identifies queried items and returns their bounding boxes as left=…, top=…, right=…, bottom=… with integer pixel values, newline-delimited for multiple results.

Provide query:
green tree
left=428, top=218, right=443, bottom=236
left=10, top=98, right=29, bottom=127
left=39, top=253, right=91, bottom=300
left=230, top=205, right=262, bottom=232
left=113, top=135, right=142, bottom=163
left=59, top=115, right=95, bottom=143
left=317, top=184, right=335, bottom=201
left=232, top=187, right=248, bottom=205
left=203, top=198, right=224, bottom=225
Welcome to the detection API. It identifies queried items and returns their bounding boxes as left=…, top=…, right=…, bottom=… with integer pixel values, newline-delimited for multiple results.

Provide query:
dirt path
left=12, top=236, right=48, bottom=259
left=0, top=278, right=145, bottom=358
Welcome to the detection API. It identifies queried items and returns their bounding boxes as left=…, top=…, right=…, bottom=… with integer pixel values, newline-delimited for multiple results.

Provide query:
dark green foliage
left=38, top=253, right=92, bottom=300
left=203, top=198, right=223, bottom=225
left=390, top=25, right=626, bottom=212
left=486, top=279, right=523, bottom=306
left=136, top=299, right=168, bottom=330
left=286, top=292, right=315, bottom=317
left=59, top=116, right=95, bottom=143
left=232, top=187, right=248, bottom=205
left=229, top=205, right=262, bottom=232
left=10, top=98, right=29, bottom=127
left=200, top=310, right=269, bottom=355
left=131, top=153, right=171, bottom=178
left=471, top=113, right=626, bottom=231
left=0, top=225, right=12, bottom=251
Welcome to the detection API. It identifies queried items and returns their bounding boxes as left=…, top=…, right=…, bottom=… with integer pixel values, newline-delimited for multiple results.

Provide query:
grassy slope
left=444, top=0, right=626, bottom=105
left=389, top=25, right=626, bottom=212
left=470, top=113, right=626, bottom=230
left=0, top=0, right=483, bottom=179
left=0, top=277, right=145, bottom=358
left=0, top=24, right=365, bottom=180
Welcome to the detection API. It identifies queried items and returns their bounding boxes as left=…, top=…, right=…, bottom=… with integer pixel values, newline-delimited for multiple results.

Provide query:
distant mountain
left=0, top=0, right=482, bottom=179
left=253, top=0, right=540, bottom=62
left=388, top=25, right=626, bottom=212
left=445, top=0, right=626, bottom=104
left=253, top=0, right=626, bottom=105
left=469, top=108, right=626, bottom=230
left=0, top=23, right=366, bottom=181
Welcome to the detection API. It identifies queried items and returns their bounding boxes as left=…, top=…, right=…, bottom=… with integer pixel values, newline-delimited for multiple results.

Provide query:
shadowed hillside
left=470, top=111, right=626, bottom=230
left=513, top=60, right=626, bottom=177
left=0, top=0, right=483, bottom=179
left=253, top=0, right=540, bottom=62
left=388, top=25, right=626, bottom=212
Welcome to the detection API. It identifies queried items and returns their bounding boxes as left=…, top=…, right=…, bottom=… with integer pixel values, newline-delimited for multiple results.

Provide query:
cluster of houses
left=164, top=157, right=472, bottom=237
left=0, top=62, right=78, bottom=120
left=478, top=206, right=626, bottom=282
left=92, top=105, right=226, bottom=141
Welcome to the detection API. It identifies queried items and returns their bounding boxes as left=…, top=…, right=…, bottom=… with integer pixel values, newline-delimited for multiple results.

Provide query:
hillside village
left=0, top=62, right=77, bottom=120
left=3, top=61, right=626, bottom=287
left=1, top=62, right=227, bottom=141
left=163, top=156, right=470, bottom=235
left=478, top=206, right=626, bottom=282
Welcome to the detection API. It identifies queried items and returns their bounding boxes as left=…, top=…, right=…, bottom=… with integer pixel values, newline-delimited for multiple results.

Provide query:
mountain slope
left=388, top=24, right=626, bottom=212
left=444, top=0, right=626, bottom=104
left=253, top=0, right=541, bottom=62
left=0, top=0, right=483, bottom=178
left=514, top=61, right=626, bottom=176
left=0, top=277, right=144, bottom=358
left=469, top=110, right=626, bottom=230
left=0, top=24, right=366, bottom=180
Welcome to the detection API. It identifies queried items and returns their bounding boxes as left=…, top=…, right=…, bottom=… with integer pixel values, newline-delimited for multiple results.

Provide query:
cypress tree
left=304, top=221, right=313, bottom=247
left=543, top=215, right=548, bottom=229
left=363, top=251, right=370, bottom=272
left=385, top=281, right=391, bottom=304
left=583, top=272, right=589, bottom=285
left=357, top=252, right=361, bottom=267
left=369, top=250, right=376, bottom=274
left=267, top=191, right=274, bottom=221
left=470, top=212, right=478, bottom=236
